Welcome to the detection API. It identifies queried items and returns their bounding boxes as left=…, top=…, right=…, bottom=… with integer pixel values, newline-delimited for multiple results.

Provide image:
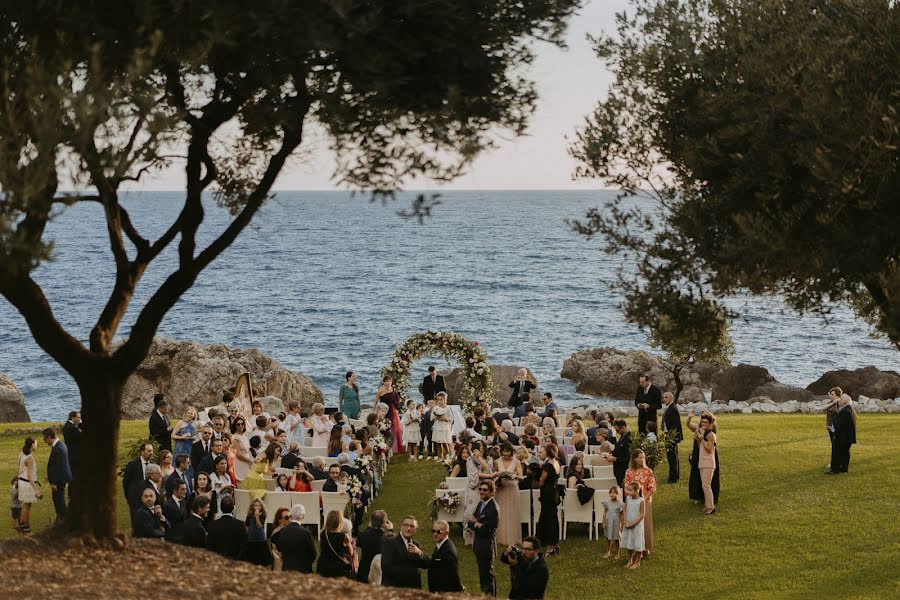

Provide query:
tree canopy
left=570, top=0, right=900, bottom=350
left=0, top=0, right=580, bottom=536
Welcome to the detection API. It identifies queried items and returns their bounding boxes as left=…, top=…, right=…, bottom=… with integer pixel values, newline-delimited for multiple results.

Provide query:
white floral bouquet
left=356, top=452, right=375, bottom=472
left=346, top=475, right=363, bottom=502
left=377, top=417, right=393, bottom=435
left=440, top=453, right=456, bottom=472
left=438, top=491, right=461, bottom=513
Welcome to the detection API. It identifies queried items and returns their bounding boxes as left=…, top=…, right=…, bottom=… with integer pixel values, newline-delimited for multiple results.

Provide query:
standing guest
left=536, top=444, right=561, bottom=557
left=318, top=509, right=354, bottom=578
left=210, top=455, right=233, bottom=497
left=501, top=536, right=550, bottom=600
left=402, top=401, right=423, bottom=462
left=210, top=415, right=227, bottom=441
left=122, top=442, right=155, bottom=507
left=193, top=472, right=216, bottom=528
left=231, top=417, right=253, bottom=484
left=374, top=375, right=404, bottom=454
left=381, top=515, right=430, bottom=589
left=182, top=495, right=210, bottom=548
left=165, top=455, right=192, bottom=502
left=538, top=393, right=558, bottom=418
left=421, top=400, right=434, bottom=459
left=42, top=428, right=72, bottom=522
left=163, top=479, right=189, bottom=543
left=605, top=420, right=632, bottom=487
left=16, top=438, right=42, bottom=533
left=171, top=407, right=198, bottom=465
left=149, top=399, right=173, bottom=451
left=428, top=519, right=464, bottom=593
left=463, top=442, right=495, bottom=547
left=687, top=411, right=720, bottom=506
left=197, top=438, right=224, bottom=477
left=207, top=495, right=247, bottom=559
left=220, top=433, right=238, bottom=483
left=358, top=510, right=392, bottom=582
left=661, top=392, right=683, bottom=483
left=431, top=392, right=454, bottom=459
left=158, top=450, right=174, bottom=479
left=620, top=482, right=645, bottom=569
left=62, top=411, right=83, bottom=483
left=132, top=487, right=168, bottom=539
left=339, top=372, right=362, bottom=420
left=310, top=403, right=333, bottom=447
left=138, top=464, right=165, bottom=509
left=494, top=442, right=523, bottom=548
left=603, top=412, right=618, bottom=444
left=624, top=449, right=657, bottom=554
left=248, top=416, right=271, bottom=452
left=695, top=414, right=718, bottom=514
left=244, top=499, right=273, bottom=566
left=829, top=394, right=857, bottom=474
left=601, top=486, right=625, bottom=559
left=634, top=375, right=662, bottom=436
left=508, top=368, right=537, bottom=409
left=190, top=426, right=213, bottom=483
left=283, top=400, right=306, bottom=448
left=273, top=504, right=318, bottom=572
left=468, top=480, right=499, bottom=596
left=153, top=392, right=166, bottom=409
left=822, top=387, right=843, bottom=471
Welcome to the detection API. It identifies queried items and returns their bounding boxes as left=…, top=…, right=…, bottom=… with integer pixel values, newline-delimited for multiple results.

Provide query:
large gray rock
left=560, top=347, right=720, bottom=402
left=120, top=338, right=323, bottom=419
left=747, top=382, right=815, bottom=403
left=711, top=364, right=777, bottom=403
left=806, top=366, right=900, bottom=401
left=443, top=365, right=539, bottom=409
left=0, top=373, right=30, bottom=423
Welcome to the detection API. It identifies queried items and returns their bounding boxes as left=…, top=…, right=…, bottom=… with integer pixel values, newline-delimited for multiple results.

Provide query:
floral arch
left=381, top=331, right=493, bottom=415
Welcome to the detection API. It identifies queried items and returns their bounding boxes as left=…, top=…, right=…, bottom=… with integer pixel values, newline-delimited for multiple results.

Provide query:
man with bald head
left=508, top=368, right=537, bottom=409
left=428, top=519, right=464, bottom=592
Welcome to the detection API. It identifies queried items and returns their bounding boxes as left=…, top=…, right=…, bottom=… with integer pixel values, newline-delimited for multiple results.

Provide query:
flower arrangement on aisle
left=440, top=453, right=456, bottom=472
left=428, top=490, right=461, bottom=520
left=346, top=475, right=364, bottom=507
left=381, top=330, right=494, bottom=415
left=372, top=436, right=389, bottom=476
left=377, top=416, right=393, bottom=435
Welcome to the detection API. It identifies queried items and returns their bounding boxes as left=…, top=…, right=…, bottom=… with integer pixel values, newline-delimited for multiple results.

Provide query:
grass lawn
left=2, top=414, right=899, bottom=599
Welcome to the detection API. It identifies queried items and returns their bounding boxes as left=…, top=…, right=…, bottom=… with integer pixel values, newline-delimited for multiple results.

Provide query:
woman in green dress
left=339, top=371, right=361, bottom=420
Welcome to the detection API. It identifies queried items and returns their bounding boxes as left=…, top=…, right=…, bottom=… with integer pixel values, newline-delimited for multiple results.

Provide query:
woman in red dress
left=374, top=375, right=404, bottom=454
left=624, top=448, right=657, bottom=555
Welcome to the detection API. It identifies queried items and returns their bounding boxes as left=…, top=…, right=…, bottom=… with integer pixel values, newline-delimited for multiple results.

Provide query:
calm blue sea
left=1, top=191, right=895, bottom=421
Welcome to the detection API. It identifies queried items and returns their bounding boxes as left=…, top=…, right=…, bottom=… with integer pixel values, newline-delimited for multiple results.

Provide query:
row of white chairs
left=232, top=489, right=348, bottom=530
left=444, top=467, right=614, bottom=491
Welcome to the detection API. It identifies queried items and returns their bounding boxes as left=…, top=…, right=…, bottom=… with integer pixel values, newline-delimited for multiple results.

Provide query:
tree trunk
left=68, top=372, right=125, bottom=538
left=672, top=364, right=684, bottom=402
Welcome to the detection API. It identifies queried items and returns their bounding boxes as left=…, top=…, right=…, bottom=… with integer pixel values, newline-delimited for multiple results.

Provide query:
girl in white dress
left=620, top=481, right=645, bottom=569
left=431, top=392, right=454, bottom=458
left=402, top=401, right=422, bottom=462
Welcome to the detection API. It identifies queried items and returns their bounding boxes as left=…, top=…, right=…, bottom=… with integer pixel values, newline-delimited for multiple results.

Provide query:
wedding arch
left=381, top=331, right=493, bottom=415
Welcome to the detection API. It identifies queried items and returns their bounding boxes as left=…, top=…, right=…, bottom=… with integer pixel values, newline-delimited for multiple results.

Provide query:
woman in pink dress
left=374, top=376, right=404, bottom=454
left=624, top=448, right=657, bottom=555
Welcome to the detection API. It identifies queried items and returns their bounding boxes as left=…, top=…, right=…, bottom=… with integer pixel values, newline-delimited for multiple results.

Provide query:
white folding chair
left=435, top=489, right=465, bottom=524
left=555, top=426, right=566, bottom=437
left=518, top=489, right=541, bottom=536
left=562, top=492, right=595, bottom=540
left=264, top=477, right=276, bottom=491
left=445, top=477, right=468, bottom=490
left=588, top=464, right=615, bottom=479
left=310, top=479, right=326, bottom=492
left=583, top=477, right=618, bottom=493
left=232, top=489, right=252, bottom=521
left=513, top=426, right=526, bottom=436
left=289, top=491, right=322, bottom=533
left=299, top=447, right=328, bottom=458
left=321, top=491, right=349, bottom=526
left=262, top=491, right=293, bottom=524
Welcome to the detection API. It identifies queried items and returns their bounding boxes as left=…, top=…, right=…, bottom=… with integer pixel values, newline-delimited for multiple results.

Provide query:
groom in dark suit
left=42, top=428, right=73, bottom=521
left=661, top=391, right=684, bottom=483
left=428, top=519, right=464, bottom=592
left=635, top=375, right=662, bottom=435
left=468, top=480, right=499, bottom=596
left=422, top=366, right=446, bottom=401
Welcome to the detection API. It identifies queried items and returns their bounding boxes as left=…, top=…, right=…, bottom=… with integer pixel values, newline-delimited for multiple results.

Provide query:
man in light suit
left=42, top=428, right=73, bottom=521
left=428, top=519, right=464, bottom=593
left=149, top=399, right=173, bottom=451
left=661, top=391, right=684, bottom=483
left=468, top=480, right=499, bottom=596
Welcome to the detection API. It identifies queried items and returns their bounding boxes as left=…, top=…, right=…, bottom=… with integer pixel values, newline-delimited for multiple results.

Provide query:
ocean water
left=1, top=191, right=895, bottom=421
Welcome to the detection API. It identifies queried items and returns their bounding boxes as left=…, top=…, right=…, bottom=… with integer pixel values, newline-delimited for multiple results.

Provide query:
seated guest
left=464, top=417, right=484, bottom=442
left=272, top=504, right=317, bottom=573
left=541, top=418, right=557, bottom=439
left=450, top=446, right=470, bottom=478
left=280, top=442, right=302, bottom=470
left=163, top=479, right=190, bottom=542
left=181, top=496, right=210, bottom=548
left=327, top=425, right=345, bottom=458
left=288, top=461, right=314, bottom=492
left=500, top=420, right=520, bottom=445
left=207, top=495, right=247, bottom=559
left=308, top=456, right=328, bottom=480
left=521, top=403, right=542, bottom=428
left=538, top=393, right=558, bottom=418
left=357, top=510, right=392, bottom=582
left=132, top=488, right=169, bottom=539
left=323, top=464, right=342, bottom=492
left=591, top=428, right=615, bottom=455
left=248, top=416, right=270, bottom=452
left=522, top=423, right=540, bottom=446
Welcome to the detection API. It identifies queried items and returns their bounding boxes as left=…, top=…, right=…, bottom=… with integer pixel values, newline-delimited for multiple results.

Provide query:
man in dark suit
left=62, top=411, right=82, bottom=478
left=501, top=536, right=550, bottom=599
left=508, top=369, right=537, bottom=409
left=323, top=464, right=341, bottom=492
left=122, top=443, right=155, bottom=508
left=132, top=488, right=169, bottom=539
left=163, top=479, right=190, bottom=543
left=428, top=519, right=464, bottom=593
left=381, top=515, right=430, bottom=588
left=190, top=426, right=213, bottom=481
left=468, top=480, right=499, bottom=596
left=357, top=510, right=391, bottom=582
left=206, top=495, right=247, bottom=559
left=635, top=375, right=663, bottom=435
left=166, top=454, right=193, bottom=500
left=606, top=420, right=632, bottom=487
left=149, top=399, right=173, bottom=451
left=181, top=496, right=210, bottom=548
left=661, top=391, right=684, bottom=483
left=196, top=438, right=224, bottom=477
left=42, top=428, right=73, bottom=521
left=280, top=443, right=302, bottom=470
left=308, top=456, right=328, bottom=480
left=421, top=365, right=446, bottom=401
left=137, top=464, right=166, bottom=510
left=271, top=504, right=317, bottom=573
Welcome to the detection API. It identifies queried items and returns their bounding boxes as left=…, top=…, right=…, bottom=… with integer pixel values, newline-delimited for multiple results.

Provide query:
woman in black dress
left=317, top=509, right=354, bottom=578
left=537, top=443, right=561, bottom=556
left=687, top=411, right=720, bottom=504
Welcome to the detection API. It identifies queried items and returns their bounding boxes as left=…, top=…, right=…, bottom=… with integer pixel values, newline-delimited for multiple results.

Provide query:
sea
left=1, top=190, right=896, bottom=421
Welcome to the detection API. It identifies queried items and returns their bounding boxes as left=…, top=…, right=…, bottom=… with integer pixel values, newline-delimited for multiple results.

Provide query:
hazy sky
left=136, top=1, right=627, bottom=192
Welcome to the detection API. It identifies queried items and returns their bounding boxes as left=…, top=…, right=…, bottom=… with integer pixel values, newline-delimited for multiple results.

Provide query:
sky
left=134, top=0, right=628, bottom=192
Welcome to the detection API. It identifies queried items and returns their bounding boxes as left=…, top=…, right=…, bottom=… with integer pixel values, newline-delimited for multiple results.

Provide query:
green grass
left=2, top=415, right=899, bottom=599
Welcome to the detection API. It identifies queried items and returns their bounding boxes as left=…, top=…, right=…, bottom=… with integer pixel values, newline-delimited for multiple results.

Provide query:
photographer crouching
left=500, top=536, right=549, bottom=599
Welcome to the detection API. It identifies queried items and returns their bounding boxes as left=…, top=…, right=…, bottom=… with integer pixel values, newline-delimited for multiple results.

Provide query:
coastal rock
left=560, top=347, right=720, bottom=401
left=0, top=373, right=30, bottom=423
left=120, top=338, right=323, bottom=419
left=443, top=365, right=539, bottom=408
left=805, top=366, right=900, bottom=401
left=711, top=364, right=776, bottom=403
left=747, top=382, right=815, bottom=403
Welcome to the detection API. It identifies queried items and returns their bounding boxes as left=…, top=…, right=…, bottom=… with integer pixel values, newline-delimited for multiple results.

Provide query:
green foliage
left=571, top=0, right=900, bottom=351
left=116, top=437, right=157, bottom=478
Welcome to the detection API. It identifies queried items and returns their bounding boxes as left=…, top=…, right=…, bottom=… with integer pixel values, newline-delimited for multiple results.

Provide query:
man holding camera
left=501, top=536, right=549, bottom=599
